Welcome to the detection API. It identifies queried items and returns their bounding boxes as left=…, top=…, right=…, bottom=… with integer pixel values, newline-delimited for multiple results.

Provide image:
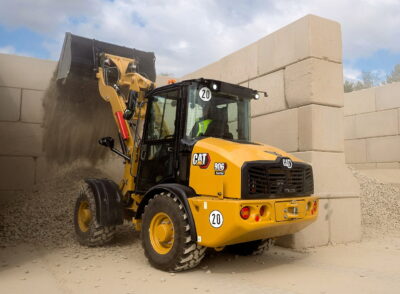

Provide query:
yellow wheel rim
left=78, top=200, right=92, bottom=232
left=149, top=212, right=174, bottom=255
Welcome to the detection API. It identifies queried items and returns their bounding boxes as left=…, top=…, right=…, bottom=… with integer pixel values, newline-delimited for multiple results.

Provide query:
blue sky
left=0, top=0, right=399, bottom=80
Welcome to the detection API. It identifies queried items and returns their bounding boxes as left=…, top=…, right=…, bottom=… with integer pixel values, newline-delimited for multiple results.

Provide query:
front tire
left=73, top=183, right=116, bottom=246
left=141, top=192, right=206, bottom=272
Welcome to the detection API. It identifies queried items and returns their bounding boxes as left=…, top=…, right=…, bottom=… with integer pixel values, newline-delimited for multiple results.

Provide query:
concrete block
left=376, top=162, right=400, bottom=168
left=251, top=108, right=298, bottom=152
left=182, top=59, right=222, bottom=81
left=285, top=58, right=344, bottom=108
left=366, top=135, right=400, bottom=163
left=375, top=82, right=400, bottom=110
left=21, top=89, right=45, bottom=123
left=219, top=42, right=258, bottom=84
left=0, top=53, right=56, bottom=90
left=308, top=15, right=342, bottom=63
left=0, top=87, right=21, bottom=121
left=156, top=75, right=178, bottom=87
left=249, top=70, right=286, bottom=116
left=344, top=87, right=376, bottom=116
left=399, top=109, right=400, bottom=134
left=344, top=139, right=367, bottom=164
left=355, top=109, right=398, bottom=138
left=349, top=163, right=376, bottom=169
left=298, top=105, right=344, bottom=152
left=344, top=116, right=356, bottom=139
left=258, top=15, right=341, bottom=76
left=0, top=122, right=43, bottom=156
left=329, top=197, right=361, bottom=243
left=0, top=156, right=35, bottom=189
left=277, top=198, right=330, bottom=248
left=291, top=151, right=360, bottom=197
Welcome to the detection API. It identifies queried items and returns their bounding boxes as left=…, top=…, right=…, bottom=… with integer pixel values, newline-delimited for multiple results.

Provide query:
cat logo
left=192, top=153, right=210, bottom=169
left=282, top=158, right=293, bottom=169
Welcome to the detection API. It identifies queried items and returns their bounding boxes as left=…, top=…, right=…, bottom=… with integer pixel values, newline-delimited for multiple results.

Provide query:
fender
left=136, top=183, right=198, bottom=241
left=85, top=178, right=124, bottom=226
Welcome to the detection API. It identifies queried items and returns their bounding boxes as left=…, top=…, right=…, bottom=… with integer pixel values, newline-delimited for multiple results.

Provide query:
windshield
left=185, top=84, right=250, bottom=141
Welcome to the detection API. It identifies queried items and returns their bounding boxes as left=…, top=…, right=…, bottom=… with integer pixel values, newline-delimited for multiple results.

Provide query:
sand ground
left=1, top=233, right=399, bottom=294
left=1, top=167, right=400, bottom=294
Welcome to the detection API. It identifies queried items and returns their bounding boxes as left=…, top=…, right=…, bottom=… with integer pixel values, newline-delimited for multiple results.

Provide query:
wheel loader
left=56, top=33, right=318, bottom=272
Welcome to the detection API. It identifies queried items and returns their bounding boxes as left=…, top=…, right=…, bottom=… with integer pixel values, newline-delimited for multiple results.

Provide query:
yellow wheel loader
left=56, top=33, right=318, bottom=272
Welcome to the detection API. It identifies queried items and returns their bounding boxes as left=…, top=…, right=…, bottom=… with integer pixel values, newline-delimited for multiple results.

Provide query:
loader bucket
left=56, top=32, right=156, bottom=82
left=43, top=33, right=156, bottom=165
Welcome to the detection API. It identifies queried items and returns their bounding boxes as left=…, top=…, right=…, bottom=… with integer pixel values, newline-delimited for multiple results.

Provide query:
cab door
left=135, top=89, right=179, bottom=192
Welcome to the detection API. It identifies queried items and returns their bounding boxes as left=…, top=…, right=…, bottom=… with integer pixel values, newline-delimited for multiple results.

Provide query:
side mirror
left=123, top=90, right=137, bottom=120
left=98, top=136, right=114, bottom=149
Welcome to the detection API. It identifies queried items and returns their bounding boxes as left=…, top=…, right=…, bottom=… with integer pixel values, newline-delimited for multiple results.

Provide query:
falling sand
left=42, top=70, right=118, bottom=165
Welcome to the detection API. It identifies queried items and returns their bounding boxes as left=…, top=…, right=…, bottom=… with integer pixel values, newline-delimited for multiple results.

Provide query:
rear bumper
left=188, top=196, right=318, bottom=248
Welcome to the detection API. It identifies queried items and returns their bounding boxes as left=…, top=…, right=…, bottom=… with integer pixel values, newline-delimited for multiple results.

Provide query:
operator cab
left=135, top=79, right=262, bottom=193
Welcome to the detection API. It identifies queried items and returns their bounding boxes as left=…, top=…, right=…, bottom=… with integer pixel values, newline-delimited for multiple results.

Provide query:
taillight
left=259, top=206, right=265, bottom=216
left=311, top=200, right=318, bottom=215
left=255, top=215, right=260, bottom=222
left=240, top=206, right=250, bottom=220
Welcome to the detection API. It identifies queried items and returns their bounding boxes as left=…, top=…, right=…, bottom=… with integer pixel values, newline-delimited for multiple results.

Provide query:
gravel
left=1, top=164, right=399, bottom=248
left=0, top=165, right=134, bottom=248
left=352, top=169, right=400, bottom=238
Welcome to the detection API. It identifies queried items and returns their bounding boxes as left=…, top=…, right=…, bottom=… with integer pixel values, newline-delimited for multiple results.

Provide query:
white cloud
left=0, top=45, right=33, bottom=57
left=0, top=45, right=16, bottom=54
left=0, top=0, right=400, bottom=76
left=344, top=66, right=362, bottom=81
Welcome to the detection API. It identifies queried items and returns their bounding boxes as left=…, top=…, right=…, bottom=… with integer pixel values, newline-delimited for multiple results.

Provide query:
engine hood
left=188, top=137, right=304, bottom=199
left=194, top=137, right=302, bottom=165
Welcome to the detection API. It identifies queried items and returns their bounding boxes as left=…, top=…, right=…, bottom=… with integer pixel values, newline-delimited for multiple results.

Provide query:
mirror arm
left=98, top=136, right=131, bottom=162
left=109, top=147, right=131, bottom=162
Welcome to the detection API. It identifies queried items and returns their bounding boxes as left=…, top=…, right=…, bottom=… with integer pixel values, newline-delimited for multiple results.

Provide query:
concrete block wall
left=183, top=14, right=361, bottom=247
left=344, top=82, right=400, bottom=168
left=0, top=53, right=56, bottom=194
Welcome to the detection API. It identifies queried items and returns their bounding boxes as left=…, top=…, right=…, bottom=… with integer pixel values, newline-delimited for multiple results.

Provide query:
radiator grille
left=243, top=161, right=313, bottom=199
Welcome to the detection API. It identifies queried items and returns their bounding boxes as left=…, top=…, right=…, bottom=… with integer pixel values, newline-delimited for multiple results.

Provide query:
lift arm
left=96, top=53, right=155, bottom=196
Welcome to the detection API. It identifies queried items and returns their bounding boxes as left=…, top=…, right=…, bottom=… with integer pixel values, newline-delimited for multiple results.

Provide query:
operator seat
left=204, top=107, right=233, bottom=139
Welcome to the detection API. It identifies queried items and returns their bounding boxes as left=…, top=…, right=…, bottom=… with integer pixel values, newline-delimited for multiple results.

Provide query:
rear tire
left=141, top=192, right=206, bottom=272
left=225, top=239, right=274, bottom=256
left=73, top=183, right=116, bottom=246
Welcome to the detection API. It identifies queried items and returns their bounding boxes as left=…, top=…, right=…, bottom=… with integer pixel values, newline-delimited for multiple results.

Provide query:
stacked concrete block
left=344, top=87, right=375, bottom=116
left=0, top=87, right=21, bottom=121
left=344, top=82, right=400, bottom=167
left=251, top=108, right=298, bottom=152
left=375, top=82, right=400, bottom=110
left=248, top=70, right=286, bottom=116
left=0, top=53, right=56, bottom=195
left=21, top=90, right=45, bottom=123
left=183, top=14, right=361, bottom=247
left=298, top=105, right=344, bottom=152
left=285, top=58, right=344, bottom=108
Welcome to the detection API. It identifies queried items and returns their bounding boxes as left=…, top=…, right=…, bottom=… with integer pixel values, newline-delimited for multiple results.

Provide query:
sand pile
left=352, top=170, right=400, bottom=238
left=0, top=166, right=130, bottom=248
